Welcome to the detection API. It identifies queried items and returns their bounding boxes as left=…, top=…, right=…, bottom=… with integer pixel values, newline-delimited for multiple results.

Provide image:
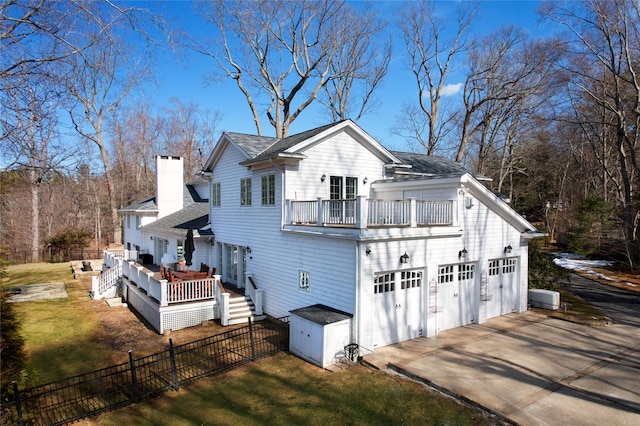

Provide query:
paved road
left=560, top=274, right=640, bottom=328
left=365, top=274, right=640, bottom=425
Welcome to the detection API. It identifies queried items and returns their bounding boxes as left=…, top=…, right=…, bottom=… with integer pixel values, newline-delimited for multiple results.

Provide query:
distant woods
left=1, top=0, right=639, bottom=269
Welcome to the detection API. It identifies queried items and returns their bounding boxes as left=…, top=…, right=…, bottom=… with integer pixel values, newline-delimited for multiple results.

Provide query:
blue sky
left=139, top=1, right=553, bottom=151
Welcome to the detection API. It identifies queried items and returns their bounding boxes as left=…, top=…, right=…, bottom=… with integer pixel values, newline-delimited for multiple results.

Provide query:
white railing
left=98, top=251, right=217, bottom=306
left=91, top=263, right=122, bottom=299
left=416, top=200, right=453, bottom=225
left=166, top=278, right=215, bottom=304
left=288, top=198, right=454, bottom=228
left=214, top=275, right=230, bottom=326
left=290, top=200, right=317, bottom=225
left=322, top=199, right=357, bottom=225
left=368, top=200, right=411, bottom=225
left=246, top=274, right=263, bottom=316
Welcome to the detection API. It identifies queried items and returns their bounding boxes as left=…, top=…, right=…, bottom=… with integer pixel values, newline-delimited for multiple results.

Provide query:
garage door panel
left=373, top=270, right=423, bottom=347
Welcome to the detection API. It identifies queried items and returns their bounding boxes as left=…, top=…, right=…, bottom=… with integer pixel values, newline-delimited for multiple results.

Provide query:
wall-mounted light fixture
left=321, top=174, right=326, bottom=182
left=400, top=252, right=410, bottom=264
left=150, top=236, right=153, bottom=240
left=504, top=245, right=512, bottom=254
left=458, top=248, right=468, bottom=259
left=363, top=177, right=368, bottom=184
left=208, top=237, right=215, bottom=246
left=465, top=196, right=474, bottom=209
left=246, top=246, right=251, bottom=253
left=365, top=246, right=371, bottom=256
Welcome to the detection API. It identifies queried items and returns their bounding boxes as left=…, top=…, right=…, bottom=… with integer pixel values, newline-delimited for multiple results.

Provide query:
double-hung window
left=261, top=174, right=275, bottom=205
left=240, top=178, right=252, bottom=206
left=211, top=182, right=221, bottom=207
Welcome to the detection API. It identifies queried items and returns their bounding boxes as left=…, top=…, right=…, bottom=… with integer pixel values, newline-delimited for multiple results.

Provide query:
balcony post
left=409, top=198, right=417, bottom=227
left=160, top=279, right=168, bottom=306
left=316, top=197, right=323, bottom=226
left=356, top=195, right=368, bottom=229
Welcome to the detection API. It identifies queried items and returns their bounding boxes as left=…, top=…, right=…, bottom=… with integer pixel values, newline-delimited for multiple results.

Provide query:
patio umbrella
left=184, top=229, right=196, bottom=269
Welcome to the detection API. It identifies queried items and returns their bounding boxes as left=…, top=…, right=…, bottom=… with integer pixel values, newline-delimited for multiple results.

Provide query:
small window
left=261, top=174, right=275, bottom=205
left=438, top=265, right=454, bottom=284
left=458, top=263, right=475, bottom=281
left=299, top=270, right=310, bottom=292
left=211, top=182, right=221, bottom=207
left=401, top=270, right=422, bottom=289
left=240, top=178, right=252, bottom=206
left=503, top=258, right=517, bottom=274
left=374, top=273, right=395, bottom=294
left=488, top=259, right=500, bottom=276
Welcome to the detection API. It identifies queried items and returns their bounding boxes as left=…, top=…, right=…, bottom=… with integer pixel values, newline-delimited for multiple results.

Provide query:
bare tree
left=160, top=98, right=222, bottom=181
left=196, top=0, right=388, bottom=137
left=542, top=0, right=640, bottom=268
left=319, top=8, right=391, bottom=122
left=399, top=0, right=477, bottom=154
left=62, top=4, right=154, bottom=245
left=458, top=28, right=561, bottom=165
left=0, top=72, right=73, bottom=260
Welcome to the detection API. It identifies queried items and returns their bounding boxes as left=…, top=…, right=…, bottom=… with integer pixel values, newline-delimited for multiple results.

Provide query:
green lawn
left=1, top=263, right=115, bottom=386
left=90, top=353, right=496, bottom=426
left=4, top=263, right=499, bottom=425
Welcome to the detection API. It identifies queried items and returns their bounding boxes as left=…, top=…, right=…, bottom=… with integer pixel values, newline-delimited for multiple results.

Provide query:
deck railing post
left=356, top=195, right=367, bottom=229
left=409, top=198, right=417, bottom=227
left=316, top=197, right=323, bottom=226
left=169, top=339, right=180, bottom=391
left=128, top=350, right=139, bottom=403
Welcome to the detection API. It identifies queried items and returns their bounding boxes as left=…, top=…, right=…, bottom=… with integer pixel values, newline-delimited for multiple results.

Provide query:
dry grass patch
left=85, top=353, right=498, bottom=426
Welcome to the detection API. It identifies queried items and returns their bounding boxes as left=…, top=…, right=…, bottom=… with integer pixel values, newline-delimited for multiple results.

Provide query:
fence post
left=248, top=317, right=256, bottom=361
left=128, top=350, right=139, bottom=403
left=169, top=339, right=180, bottom=391
left=12, top=381, right=24, bottom=426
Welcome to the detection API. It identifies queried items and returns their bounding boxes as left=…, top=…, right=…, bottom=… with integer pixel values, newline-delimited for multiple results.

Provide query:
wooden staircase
left=228, top=294, right=266, bottom=325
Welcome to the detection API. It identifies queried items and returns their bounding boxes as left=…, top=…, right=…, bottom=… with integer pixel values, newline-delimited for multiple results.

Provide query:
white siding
left=286, top=132, right=387, bottom=200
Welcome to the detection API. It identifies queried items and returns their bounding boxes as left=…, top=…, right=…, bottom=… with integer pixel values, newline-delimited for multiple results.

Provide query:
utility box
left=529, top=289, right=560, bottom=310
left=289, top=304, right=352, bottom=368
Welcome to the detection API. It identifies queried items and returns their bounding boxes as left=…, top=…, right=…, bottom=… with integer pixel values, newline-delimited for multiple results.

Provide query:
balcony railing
left=287, top=197, right=454, bottom=228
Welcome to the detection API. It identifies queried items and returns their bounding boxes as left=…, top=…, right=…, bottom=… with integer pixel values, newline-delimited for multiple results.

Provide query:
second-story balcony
left=287, top=196, right=455, bottom=229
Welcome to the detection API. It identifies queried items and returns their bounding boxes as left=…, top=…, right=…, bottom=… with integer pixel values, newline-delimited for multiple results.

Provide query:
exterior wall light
left=246, top=246, right=251, bottom=253
left=363, top=177, right=368, bottom=184
left=504, top=245, right=512, bottom=254
left=321, top=174, right=326, bottom=182
left=400, top=252, right=409, bottom=264
left=458, top=248, right=468, bottom=259
left=365, top=247, right=371, bottom=255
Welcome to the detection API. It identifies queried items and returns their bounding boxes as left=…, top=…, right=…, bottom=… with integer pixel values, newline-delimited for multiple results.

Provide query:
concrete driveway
left=364, top=275, right=640, bottom=425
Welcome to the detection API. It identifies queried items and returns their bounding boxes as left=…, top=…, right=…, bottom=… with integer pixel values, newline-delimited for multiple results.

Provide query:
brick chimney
left=156, top=156, right=184, bottom=218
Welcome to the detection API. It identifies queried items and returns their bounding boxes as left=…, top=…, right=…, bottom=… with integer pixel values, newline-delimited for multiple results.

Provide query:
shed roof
left=290, top=304, right=353, bottom=325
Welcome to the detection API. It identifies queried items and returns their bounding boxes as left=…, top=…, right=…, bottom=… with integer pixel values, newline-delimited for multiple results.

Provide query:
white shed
left=289, top=304, right=353, bottom=368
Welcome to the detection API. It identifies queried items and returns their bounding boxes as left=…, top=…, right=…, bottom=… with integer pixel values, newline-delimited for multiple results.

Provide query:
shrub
left=0, top=290, right=25, bottom=396
left=528, top=240, right=569, bottom=290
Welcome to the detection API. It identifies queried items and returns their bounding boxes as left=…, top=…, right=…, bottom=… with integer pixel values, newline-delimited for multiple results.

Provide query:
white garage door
left=486, top=258, right=518, bottom=320
left=436, top=263, right=477, bottom=332
left=373, top=270, right=423, bottom=347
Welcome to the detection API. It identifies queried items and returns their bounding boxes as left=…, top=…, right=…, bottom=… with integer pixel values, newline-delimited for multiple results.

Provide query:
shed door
left=486, top=258, right=518, bottom=319
left=436, top=263, right=476, bottom=332
left=373, top=270, right=423, bottom=347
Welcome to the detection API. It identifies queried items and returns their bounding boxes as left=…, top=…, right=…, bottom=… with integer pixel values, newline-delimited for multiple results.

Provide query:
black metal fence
left=1, top=317, right=289, bottom=426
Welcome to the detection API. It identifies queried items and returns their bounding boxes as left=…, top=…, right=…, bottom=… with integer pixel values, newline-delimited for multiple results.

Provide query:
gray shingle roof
left=139, top=202, right=211, bottom=238
left=390, top=151, right=490, bottom=181
left=118, top=196, right=157, bottom=213
left=250, top=121, right=346, bottom=162
left=224, top=132, right=277, bottom=158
